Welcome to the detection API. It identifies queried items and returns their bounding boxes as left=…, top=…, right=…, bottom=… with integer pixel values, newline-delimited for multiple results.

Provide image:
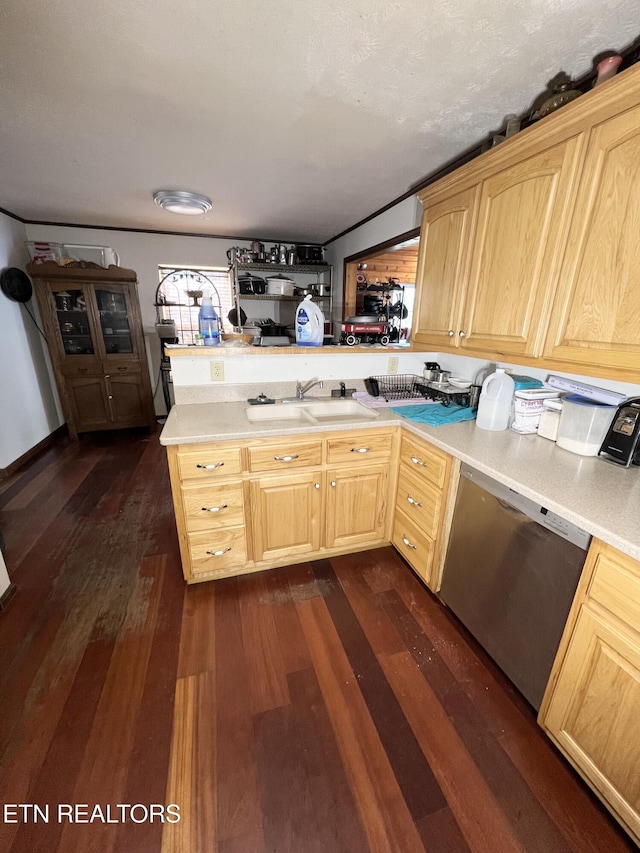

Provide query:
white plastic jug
left=295, top=295, right=324, bottom=347
left=476, top=368, right=514, bottom=431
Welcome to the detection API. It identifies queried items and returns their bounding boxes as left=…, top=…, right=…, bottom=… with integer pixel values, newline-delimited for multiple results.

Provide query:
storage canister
left=537, top=398, right=563, bottom=441
left=511, top=389, right=561, bottom=434
left=556, top=394, right=617, bottom=456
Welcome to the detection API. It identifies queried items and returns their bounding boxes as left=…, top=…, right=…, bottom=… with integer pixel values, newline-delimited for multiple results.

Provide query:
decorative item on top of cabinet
left=540, top=539, right=640, bottom=847
left=27, top=261, right=155, bottom=439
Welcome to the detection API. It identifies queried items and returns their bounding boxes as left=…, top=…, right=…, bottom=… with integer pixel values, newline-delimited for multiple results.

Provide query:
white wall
left=0, top=213, right=63, bottom=468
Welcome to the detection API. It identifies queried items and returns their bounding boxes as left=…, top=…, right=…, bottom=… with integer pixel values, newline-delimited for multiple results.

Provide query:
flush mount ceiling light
left=153, top=190, right=212, bottom=215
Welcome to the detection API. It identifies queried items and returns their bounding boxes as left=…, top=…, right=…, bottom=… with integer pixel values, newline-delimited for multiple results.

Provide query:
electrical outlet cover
left=210, top=361, right=224, bottom=381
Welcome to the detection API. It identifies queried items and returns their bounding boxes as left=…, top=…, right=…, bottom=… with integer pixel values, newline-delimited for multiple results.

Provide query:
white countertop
left=160, top=400, right=640, bottom=562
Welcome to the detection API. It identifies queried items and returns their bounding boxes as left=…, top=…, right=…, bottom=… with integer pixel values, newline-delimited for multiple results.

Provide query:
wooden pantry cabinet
left=166, top=428, right=397, bottom=583
left=391, top=431, right=457, bottom=592
left=29, top=261, right=156, bottom=439
left=539, top=540, right=640, bottom=846
left=412, top=63, right=640, bottom=382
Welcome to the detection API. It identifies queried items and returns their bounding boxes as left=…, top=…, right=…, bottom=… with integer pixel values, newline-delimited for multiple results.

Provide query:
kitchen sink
left=245, top=398, right=379, bottom=425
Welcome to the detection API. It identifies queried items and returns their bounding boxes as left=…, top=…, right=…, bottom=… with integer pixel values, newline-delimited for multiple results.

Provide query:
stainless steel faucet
left=296, top=378, right=323, bottom=400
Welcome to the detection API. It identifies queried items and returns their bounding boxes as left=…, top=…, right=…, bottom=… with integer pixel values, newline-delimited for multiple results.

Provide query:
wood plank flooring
left=0, top=428, right=636, bottom=852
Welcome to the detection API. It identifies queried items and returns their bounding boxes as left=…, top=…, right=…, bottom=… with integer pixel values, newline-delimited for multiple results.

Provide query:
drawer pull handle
left=118, top=365, right=127, bottom=371
left=402, top=535, right=417, bottom=550
left=410, top=455, right=426, bottom=467
left=196, top=461, right=225, bottom=470
left=274, top=454, right=299, bottom=462
left=206, top=547, right=232, bottom=557
left=406, top=494, right=422, bottom=507
left=78, top=367, right=88, bottom=373
left=202, top=504, right=228, bottom=513
left=351, top=446, right=372, bottom=453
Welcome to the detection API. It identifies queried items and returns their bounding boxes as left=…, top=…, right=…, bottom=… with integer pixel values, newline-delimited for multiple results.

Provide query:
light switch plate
left=387, top=356, right=399, bottom=374
left=210, top=360, right=224, bottom=381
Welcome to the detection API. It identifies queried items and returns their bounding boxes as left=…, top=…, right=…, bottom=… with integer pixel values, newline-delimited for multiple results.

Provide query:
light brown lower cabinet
left=539, top=540, right=640, bottom=846
left=391, top=431, right=457, bottom=591
left=166, top=428, right=397, bottom=583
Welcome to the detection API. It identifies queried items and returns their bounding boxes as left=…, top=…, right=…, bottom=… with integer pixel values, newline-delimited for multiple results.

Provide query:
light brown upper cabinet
left=412, top=62, right=640, bottom=382
left=543, top=102, right=640, bottom=372
left=413, top=139, right=583, bottom=359
left=412, top=185, right=479, bottom=350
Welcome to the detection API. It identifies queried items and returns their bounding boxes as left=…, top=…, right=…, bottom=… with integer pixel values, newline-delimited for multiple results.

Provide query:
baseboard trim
left=0, top=583, right=17, bottom=611
left=0, top=425, right=68, bottom=480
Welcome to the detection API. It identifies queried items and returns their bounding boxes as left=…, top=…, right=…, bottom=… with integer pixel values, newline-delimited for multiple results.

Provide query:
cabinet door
left=412, top=185, right=479, bottom=348
left=49, top=282, right=99, bottom=365
left=325, top=464, right=389, bottom=550
left=544, top=105, right=640, bottom=373
left=461, top=139, right=581, bottom=357
left=94, top=284, right=139, bottom=360
left=66, top=375, right=111, bottom=432
left=542, top=603, right=640, bottom=843
left=250, top=471, right=322, bottom=563
left=105, top=372, right=150, bottom=427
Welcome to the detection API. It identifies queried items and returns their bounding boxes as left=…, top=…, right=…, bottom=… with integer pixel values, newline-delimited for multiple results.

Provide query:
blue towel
left=389, top=403, right=477, bottom=426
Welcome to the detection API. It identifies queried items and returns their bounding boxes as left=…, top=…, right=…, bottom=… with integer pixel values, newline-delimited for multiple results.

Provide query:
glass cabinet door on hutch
left=95, top=286, right=135, bottom=356
left=50, top=283, right=96, bottom=358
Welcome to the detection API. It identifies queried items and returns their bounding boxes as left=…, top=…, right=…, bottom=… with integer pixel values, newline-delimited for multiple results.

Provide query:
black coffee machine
left=598, top=397, right=640, bottom=467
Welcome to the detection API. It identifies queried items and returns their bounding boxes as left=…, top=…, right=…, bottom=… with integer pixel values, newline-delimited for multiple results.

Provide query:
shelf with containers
left=229, top=261, right=333, bottom=338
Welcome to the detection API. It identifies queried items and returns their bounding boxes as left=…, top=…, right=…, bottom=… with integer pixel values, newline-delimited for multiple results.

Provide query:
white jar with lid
left=556, top=394, right=617, bottom=456
left=537, top=398, right=563, bottom=441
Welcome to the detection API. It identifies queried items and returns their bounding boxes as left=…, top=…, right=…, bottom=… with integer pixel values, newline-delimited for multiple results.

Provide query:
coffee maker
left=598, top=397, right=640, bottom=467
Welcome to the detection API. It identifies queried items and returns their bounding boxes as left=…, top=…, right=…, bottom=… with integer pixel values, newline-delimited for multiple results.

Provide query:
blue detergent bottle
left=198, top=296, right=219, bottom=346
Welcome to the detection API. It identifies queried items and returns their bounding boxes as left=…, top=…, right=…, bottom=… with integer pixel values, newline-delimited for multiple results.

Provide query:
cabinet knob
left=410, top=455, right=426, bottom=467
left=274, top=454, right=299, bottom=462
left=406, top=494, right=422, bottom=507
left=104, top=374, right=110, bottom=379
left=459, top=330, right=466, bottom=338
left=402, top=535, right=417, bottom=550
left=196, top=461, right=224, bottom=470
left=350, top=446, right=372, bottom=453
left=448, top=330, right=455, bottom=337
left=314, top=482, right=321, bottom=489
left=330, top=480, right=336, bottom=487
left=201, top=504, right=228, bottom=513
left=108, top=395, right=113, bottom=400
left=206, top=547, right=232, bottom=557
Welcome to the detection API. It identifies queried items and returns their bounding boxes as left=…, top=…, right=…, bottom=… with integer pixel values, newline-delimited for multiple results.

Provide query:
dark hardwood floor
left=0, top=428, right=635, bottom=852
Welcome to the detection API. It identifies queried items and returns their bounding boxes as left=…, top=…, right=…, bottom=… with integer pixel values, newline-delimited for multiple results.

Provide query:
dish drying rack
left=364, top=375, right=424, bottom=401
left=364, top=374, right=474, bottom=407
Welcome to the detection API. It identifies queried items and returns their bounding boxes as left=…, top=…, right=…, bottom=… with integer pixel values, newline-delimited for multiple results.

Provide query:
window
left=156, top=266, right=233, bottom=344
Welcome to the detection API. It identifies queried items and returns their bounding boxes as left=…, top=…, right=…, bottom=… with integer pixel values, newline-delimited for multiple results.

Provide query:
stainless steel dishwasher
left=439, top=463, right=591, bottom=710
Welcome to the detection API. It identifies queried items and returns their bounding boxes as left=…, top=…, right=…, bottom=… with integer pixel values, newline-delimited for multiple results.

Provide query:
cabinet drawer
left=61, top=358, right=102, bottom=377
left=396, top=464, right=442, bottom=540
left=182, top=481, right=245, bottom=532
left=188, top=527, right=248, bottom=575
left=102, top=360, right=140, bottom=375
left=326, top=430, right=393, bottom=464
left=177, top=443, right=243, bottom=482
left=392, top=507, right=435, bottom=582
left=589, top=548, right=640, bottom=631
left=247, top=439, right=323, bottom=472
left=399, top=434, right=449, bottom=489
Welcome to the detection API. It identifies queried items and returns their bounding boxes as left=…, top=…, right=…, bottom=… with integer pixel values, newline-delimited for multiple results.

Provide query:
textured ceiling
left=1, top=0, right=638, bottom=243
